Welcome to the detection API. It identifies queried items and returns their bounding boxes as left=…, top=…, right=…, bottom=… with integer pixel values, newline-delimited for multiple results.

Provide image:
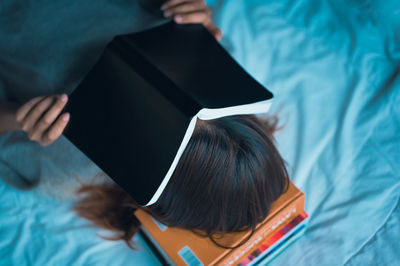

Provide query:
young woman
left=74, top=113, right=288, bottom=248
left=1, top=0, right=289, bottom=249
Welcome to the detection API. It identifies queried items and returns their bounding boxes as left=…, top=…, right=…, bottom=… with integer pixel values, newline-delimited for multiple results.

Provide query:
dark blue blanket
left=0, top=0, right=163, bottom=102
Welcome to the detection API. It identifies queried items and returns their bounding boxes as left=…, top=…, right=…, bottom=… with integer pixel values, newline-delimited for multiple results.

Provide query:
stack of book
left=135, top=180, right=308, bottom=265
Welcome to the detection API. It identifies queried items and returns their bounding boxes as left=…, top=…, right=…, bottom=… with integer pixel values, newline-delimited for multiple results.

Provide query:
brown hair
left=74, top=114, right=289, bottom=248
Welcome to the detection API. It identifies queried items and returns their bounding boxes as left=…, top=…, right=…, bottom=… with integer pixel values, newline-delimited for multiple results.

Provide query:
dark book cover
left=64, top=22, right=273, bottom=205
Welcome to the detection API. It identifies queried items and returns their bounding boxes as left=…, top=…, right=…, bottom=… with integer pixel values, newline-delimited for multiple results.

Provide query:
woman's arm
left=0, top=100, right=20, bottom=134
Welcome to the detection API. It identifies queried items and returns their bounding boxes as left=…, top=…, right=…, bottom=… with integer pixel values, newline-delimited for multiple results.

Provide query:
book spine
left=108, top=37, right=201, bottom=117
left=216, top=194, right=305, bottom=266
left=239, top=211, right=308, bottom=265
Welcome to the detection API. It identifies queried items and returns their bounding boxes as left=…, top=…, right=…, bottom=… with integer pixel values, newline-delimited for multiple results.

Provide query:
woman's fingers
left=43, top=112, right=70, bottom=146
left=17, top=94, right=70, bottom=146
left=173, top=11, right=222, bottom=40
left=20, top=96, right=56, bottom=132
left=30, top=94, right=68, bottom=140
left=161, top=0, right=222, bottom=41
left=174, top=11, right=211, bottom=24
left=16, top=96, right=45, bottom=123
left=161, top=0, right=201, bottom=11
left=163, top=1, right=207, bottom=18
left=208, top=25, right=223, bottom=41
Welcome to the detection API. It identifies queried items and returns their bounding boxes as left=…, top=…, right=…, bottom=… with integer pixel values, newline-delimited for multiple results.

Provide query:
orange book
left=135, top=180, right=307, bottom=265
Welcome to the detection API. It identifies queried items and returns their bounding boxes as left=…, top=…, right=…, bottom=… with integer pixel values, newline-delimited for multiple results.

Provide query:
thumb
left=209, top=25, right=223, bottom=41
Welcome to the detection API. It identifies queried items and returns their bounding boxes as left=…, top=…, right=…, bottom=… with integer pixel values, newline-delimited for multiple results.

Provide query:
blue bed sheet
left=1, top=0, right=399, bottom=265
left=207, top=0, right=400, bottom=264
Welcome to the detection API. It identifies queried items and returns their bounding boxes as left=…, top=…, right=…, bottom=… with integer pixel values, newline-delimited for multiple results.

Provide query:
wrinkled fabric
left=207, top=0, right=400, bottom=264
left=0, top=0, right=399, bottom=265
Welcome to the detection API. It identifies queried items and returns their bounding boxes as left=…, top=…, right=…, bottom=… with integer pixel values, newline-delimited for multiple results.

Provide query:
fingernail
left=60, top=94, right=68, bottom=102
left=175, top=15, right=183, bottom=23
left=160, top=4, right=167, bottom=10
left=63, top=113, right=70, bottom=121
left=164, top=10, right=172, bottom=17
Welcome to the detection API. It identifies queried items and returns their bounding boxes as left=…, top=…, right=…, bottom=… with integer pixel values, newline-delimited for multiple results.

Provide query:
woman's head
left=148, top=115, right=289, bottom=243
left=75, top=114, right=289, bottom=248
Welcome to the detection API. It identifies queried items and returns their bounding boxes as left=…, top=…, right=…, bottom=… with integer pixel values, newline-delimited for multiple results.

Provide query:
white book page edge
left=145, top=98, right=273, bottom=206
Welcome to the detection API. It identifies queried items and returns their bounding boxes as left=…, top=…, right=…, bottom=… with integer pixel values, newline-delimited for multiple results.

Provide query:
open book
left=64, top=21, right=273, bottom=206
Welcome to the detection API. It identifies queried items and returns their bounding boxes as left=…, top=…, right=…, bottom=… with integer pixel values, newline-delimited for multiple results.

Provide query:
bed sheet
left=206, top=0, right=399, bottom=264
left=0, top=183, right=162, bottom=266
left=1, top=0, right=399, bottom=265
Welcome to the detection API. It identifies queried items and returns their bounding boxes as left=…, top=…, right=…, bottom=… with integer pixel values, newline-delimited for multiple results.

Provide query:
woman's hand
left=161, top=0, right=223, bottom=41
left=16, top=94, right=70, bottom=146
